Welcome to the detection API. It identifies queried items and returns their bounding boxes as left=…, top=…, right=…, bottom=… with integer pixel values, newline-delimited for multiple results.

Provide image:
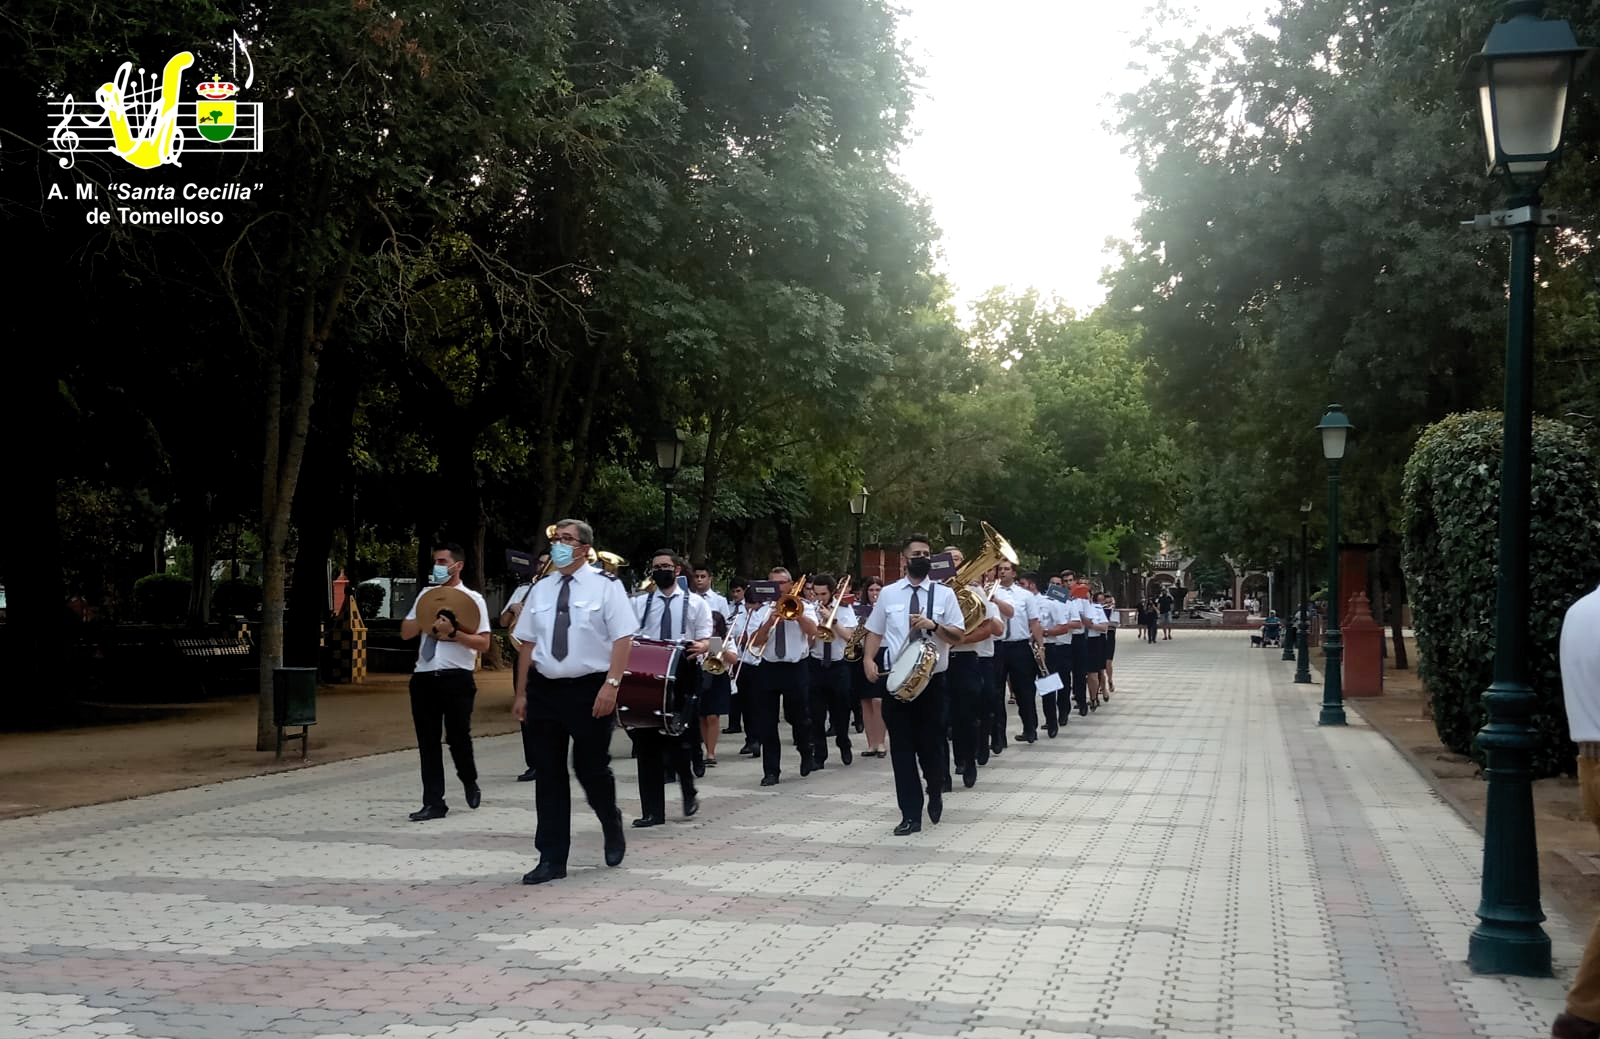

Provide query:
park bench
left=172, top=631, right=258, bottom=697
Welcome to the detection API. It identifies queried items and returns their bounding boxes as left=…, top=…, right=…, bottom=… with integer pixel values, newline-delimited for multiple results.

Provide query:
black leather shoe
left=1079, top=705, right=1089, bottom=716
left=722, top=725, right=742, bottom=734
left=517, top=768, right=537, bottom=782
left=841, top=746, right=853, bottom=765
left=963, top=761, right=977, bottom=788
left=603, top=813, right=626, bottom=867
left=800, top=759, right=816, bottom=777
left=976, top=746, right=990, bottom=766
left=408, top=804, right=447, bottom=821
left=632, top=814, right=665, bottom=828
left=740, top=742, right=760, bottom=756
left=893, top=818, right=921, bottom=836
left=1016, top=732, right=1037, bottom=743
left=692, top=759, right=706, bottom=778
left=1047, top=721, right=1058, bottom=738
left=465, top=784, right=481, bottom=809
left=760, top=774, right=780, bottom=786
left=927, top=792, right=943, bottom=824
left=683, top=795, right=699, bottom=818
left=522, top=861, right=566, bottom=885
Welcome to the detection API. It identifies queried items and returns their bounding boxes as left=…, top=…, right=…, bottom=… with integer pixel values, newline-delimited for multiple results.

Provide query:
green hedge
left=1401, top=412, right=1600, bottom=778
left=132, top=573, right=191, bottom=623
left=353, top=582, right=386, bottom=620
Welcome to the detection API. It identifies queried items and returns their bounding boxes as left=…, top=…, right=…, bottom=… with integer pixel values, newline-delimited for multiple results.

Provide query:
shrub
left=133, top=572, right=191, bottom=623
left=353, top=582, right=386, bottom=621
left=1401, top=411, right=1600, bottom=778
left=212, top=577, right=263, bottom=619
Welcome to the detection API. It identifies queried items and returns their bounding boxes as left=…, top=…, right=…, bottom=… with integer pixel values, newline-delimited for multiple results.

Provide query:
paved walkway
left=0, top=632, right=1586, bottom=1039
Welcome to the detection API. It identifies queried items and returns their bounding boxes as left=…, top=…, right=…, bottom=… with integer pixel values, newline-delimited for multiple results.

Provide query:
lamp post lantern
left=849, top=486, right=869, bottom=577
left=654, top=427, right=686, bottom=546
left=1459, top=0, right=1590, bottom=978
left=947, top=511, right=965, bottom=539
left=1316, top=406, right=1351, bottom=725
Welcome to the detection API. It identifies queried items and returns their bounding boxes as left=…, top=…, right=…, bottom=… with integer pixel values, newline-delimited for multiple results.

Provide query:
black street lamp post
left=1295, top=501, right=1313, bottom=684
left=654, top=427, right=685, bottom=547
left=1460, top=0, right=1590, bottom=977
left=1316, top=406, right=1352, bottom=726
left=849, top=486, right=869, bottom=577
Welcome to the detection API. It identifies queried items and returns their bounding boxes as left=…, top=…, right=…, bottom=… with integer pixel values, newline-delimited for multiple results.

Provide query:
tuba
left=949, top=521, right=1019, bottom=634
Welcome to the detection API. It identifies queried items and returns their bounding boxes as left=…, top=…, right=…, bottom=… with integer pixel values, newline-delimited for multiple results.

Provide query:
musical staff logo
left=48, top=34, right=263, bottom=171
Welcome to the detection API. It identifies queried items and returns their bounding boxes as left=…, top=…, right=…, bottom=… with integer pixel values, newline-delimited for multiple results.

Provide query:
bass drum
left=886, top=639, right=938, bottom=702
left=615, top=637, right=697, bottom=735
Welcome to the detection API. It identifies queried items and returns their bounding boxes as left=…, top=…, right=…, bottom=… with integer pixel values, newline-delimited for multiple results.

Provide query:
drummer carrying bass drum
left=628, top=550, right=713, bottom=828
left=862, top=533, right=967, bottom=836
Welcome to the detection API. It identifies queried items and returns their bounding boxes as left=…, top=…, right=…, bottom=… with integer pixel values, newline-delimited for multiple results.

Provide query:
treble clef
left=50, top=94, right=81, bottom=169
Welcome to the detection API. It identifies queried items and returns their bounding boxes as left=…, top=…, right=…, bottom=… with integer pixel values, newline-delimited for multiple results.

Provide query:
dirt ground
left=3, top=641, right=1596, bottom=932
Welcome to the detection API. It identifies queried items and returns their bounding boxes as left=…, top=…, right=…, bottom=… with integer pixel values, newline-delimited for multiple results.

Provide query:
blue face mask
left=429, top=564, right=451, bottom=585
left=549, top=542, right=577, bottom=568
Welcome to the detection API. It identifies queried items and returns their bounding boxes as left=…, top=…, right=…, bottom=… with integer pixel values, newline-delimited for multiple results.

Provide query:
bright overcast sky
left=894, top=0, right=1274, bottom=316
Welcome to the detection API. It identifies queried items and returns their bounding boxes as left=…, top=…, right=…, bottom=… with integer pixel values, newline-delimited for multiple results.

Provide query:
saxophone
left=843, top=606, right=870, bottom=662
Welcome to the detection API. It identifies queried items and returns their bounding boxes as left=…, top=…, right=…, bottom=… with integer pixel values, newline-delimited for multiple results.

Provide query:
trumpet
left=1032, top=640, right=1050, bottom=678
left=814, top=575, right=852, bottom=642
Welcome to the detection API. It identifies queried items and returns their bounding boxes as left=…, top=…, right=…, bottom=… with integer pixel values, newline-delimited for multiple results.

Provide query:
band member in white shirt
left=746, top=567, right=822, bottom=785
left=501, top=551, right=549, bottom=783
left=629, top=550, right=713, bottom=827
left=511, top=520, right=634, bottom=885
left=864, top=534, right=967, bottom=835
left=690, top=562, right=734, bottom=765
left=1038, top=576, right=1078, bottom=738
left=805, top=575, right=857, bottom=767
left=400, top=543, right=493, bottom=821
left=1075, top=584, right=1110, bottom=712
left=992, top=560, right=1045, bottom=743
left=945, top=547, right=1002, bottom=788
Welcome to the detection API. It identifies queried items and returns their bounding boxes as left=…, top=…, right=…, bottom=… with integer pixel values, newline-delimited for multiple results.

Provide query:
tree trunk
left=693, top=407, right=730, bottom=563
left=774, top=513, right=799, bottom=575
left=186, top=495, right=213, bottom=627
left=1380, top=545, right=1409, bottom=669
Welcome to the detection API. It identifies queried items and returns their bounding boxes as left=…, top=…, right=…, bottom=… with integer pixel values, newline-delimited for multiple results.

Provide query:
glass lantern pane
left=1321, top=426, right=1348, bottom=461
left=1488, top=54, right=1572, bottom=169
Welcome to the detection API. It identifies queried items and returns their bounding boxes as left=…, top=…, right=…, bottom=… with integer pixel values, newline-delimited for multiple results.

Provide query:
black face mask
left=906, top=556, right=931, bottom=580
left=652, top=568, right=677, bottom=590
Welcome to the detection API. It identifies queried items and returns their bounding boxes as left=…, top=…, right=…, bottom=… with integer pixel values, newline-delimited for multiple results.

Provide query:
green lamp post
left=1460, top=0, right=1591, bottom=978
left=1316, top=406, right=1351, bottom=726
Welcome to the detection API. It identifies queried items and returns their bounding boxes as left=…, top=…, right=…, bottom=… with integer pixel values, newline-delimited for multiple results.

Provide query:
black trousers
left=1071, top=640, right=1090, bottom=713
left=628, top=726, right=696, bottom=820
left=986, top=653, right=1007, bottom=750
left=946, top=653, right=984, bottom=768
left=751, top=660, right=812, bottom=778
left=526, top=672, right=621, bottom=865
left=1000, top=641, right=1038, bottom=737
left=1044, top=643, right=1071, bottom=729
left=409, top=668, right=478, bottom=808
left=807, top=657, right=853, bottom=762
left=884, top=674, right=948, bottom=822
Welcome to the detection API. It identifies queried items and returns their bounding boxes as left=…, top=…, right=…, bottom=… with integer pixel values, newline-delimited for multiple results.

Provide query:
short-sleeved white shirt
left=1081, top=601, right=1108, bottom=637
left=745, top=600, right=820, bottom=664
left=406, top=585, right=492, bottom=673
left=512, top=565, right=637, bottom=678
left=632, top=588, right=713, bottom=643
left=993, top=583, right=1039, bottom=643
left=1562, top=583, right=1600, bottom=742
left=952, top=596, right=1001, bottom=656
left=866, top=577, right=966, bottom=675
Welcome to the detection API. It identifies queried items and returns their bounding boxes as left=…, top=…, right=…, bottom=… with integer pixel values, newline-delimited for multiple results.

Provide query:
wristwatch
left=604, top=677, right=621, bottom=688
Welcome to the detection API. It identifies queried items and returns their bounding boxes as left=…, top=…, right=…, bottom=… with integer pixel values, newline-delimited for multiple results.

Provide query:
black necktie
left=553, top=576, right=573, bottom=660
left=910, top=586, right=922, bottom=640
left=659, top=596, right=672, bottom=640
left=775, top=613, right=787, bottom=658
left=823, top=633, right=833, bottom=663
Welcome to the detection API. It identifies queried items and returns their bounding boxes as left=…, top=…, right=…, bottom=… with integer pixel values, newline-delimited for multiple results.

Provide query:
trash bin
left=273, top=666, right=318, bottom=759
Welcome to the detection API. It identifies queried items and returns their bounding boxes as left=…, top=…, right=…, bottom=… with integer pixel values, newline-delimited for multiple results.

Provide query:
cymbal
left=416, top=584, right=481, bottom=634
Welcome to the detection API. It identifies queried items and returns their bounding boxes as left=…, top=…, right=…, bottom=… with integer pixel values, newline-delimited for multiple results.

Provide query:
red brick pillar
left=1342, top=591, right=1383, bottom=697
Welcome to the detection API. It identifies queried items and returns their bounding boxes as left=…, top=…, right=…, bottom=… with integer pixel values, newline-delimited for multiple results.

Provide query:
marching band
left=409, top=518, right=1132, bottom=883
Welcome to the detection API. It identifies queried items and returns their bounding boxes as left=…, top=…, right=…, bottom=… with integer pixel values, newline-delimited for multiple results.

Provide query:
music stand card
left=1037, top=672, right=1065, bottom=695
left=928, top=552, right=957, bottom=582
left=1046, top=585, right=1071, bottom=603
left=745, top=580, right=782, bottom=605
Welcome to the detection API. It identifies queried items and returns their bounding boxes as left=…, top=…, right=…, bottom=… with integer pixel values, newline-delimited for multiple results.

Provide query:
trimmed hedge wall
left=1401, top=412, right=1600, bottom=778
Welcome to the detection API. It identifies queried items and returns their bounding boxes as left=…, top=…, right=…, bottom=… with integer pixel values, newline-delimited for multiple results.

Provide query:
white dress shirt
left=993, top=583, right=1040, bottom=642
left=866, top=577, right=965, bottom=675
left=746, top=600, right=820, bottom=664
left=633, top=587, right=713, bottom=643
left=512, top=565, right=636, bottom=678
left=810, top=603, right=858, bottom=662
left=952, top=596, right=1001, bottom=656
left=1563, top=583, right=1600, bottom=742
left=406, top=585, right=491, bottom=672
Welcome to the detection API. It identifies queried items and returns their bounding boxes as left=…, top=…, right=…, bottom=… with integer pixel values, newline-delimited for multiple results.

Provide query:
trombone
left=814, top=575, right=852, bottom=642
left=746, top=574, right=808, bottom=663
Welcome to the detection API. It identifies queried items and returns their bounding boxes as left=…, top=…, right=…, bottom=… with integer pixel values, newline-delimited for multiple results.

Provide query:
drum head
left=886, top=645, right=920, bottom=688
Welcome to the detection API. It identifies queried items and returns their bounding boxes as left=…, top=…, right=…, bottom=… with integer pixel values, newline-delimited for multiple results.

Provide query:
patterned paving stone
left=0, top=632, right=1586, bottom=1037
